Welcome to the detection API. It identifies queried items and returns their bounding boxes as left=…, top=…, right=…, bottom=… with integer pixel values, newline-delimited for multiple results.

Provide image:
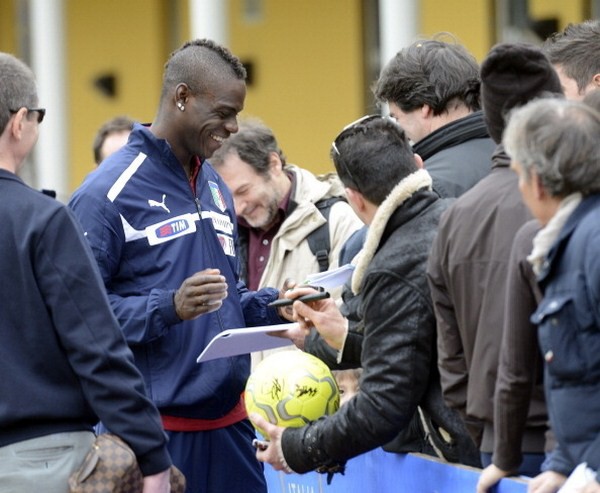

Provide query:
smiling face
left=215, top=150, right=289, bottom=230
left=184, top=78, right=247, bottom=159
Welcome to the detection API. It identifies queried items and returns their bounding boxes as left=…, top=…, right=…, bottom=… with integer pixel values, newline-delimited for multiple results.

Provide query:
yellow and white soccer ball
left=244, top=351, right=340, bottom=437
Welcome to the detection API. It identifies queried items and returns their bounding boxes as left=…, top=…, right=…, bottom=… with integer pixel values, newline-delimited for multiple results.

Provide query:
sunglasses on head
left=331, top=115, right=384, bottom=193
left=10, top=107, right=46, bottom=124
left=331, top=115, right=382, bottom=157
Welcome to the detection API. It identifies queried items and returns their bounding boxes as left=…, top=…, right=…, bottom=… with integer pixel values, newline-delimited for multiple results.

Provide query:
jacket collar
left=0, top=168, right=22, bottom=183
left=351, top=168, right=432, bottom=293
left=412, top=111, right=490, bottom=160
left=537, top=194, right=600, bottom=283
left=132, top=123, right=194, bottom=176
left=491, top=144, right=510, bottom=170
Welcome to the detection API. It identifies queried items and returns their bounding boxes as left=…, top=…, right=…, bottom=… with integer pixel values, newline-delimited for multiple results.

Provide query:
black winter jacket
left=285, top=174, right=477, bottom=473
left=413, top=111, right=495, bottom=198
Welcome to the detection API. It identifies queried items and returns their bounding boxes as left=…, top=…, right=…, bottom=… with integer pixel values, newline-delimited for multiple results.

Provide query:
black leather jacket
left=284, top=189, right=478, bottom=473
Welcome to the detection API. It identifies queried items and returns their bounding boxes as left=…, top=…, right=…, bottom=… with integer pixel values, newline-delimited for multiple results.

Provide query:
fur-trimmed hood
left=351, top=168, right=432, bottom=293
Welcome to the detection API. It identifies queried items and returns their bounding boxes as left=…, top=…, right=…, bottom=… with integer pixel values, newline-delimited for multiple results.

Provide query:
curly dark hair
left=373, top=37, right=481, bottom=115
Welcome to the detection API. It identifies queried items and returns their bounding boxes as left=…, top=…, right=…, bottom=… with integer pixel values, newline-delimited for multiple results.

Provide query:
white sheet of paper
left=303, top=263, right=355, bottom=289
left=558, top=463, right=597, bottom=493
left=196, top=323, right=296, bottom=363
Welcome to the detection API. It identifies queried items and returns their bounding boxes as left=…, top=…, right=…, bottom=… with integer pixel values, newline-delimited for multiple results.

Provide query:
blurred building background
left=0, top=0, right=597, bottom=199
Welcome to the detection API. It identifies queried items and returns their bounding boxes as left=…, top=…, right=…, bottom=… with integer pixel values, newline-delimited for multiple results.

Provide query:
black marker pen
left=267, top=291, right=330, bottom=308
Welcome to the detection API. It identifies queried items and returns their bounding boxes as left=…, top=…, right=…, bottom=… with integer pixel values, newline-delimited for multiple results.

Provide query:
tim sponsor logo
left=143, top=213, right=198, bottom=245
left=155, top=218, right=191, bottom=238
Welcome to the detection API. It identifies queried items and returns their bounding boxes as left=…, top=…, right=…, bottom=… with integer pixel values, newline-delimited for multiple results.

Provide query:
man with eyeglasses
left=250, top=116, right=478, bottom=475
left=0, top=53, right=172, bottom=492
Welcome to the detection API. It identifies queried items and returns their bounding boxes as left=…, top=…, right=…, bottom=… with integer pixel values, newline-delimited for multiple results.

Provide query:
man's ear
left=531, top=170, right=546, bottom=200
left=346, top=187, right=366, bottom=213
left=9, top=108, right=27, bottom=140
left=420, top=104, right=433, bottom=120
left=592, top=73, right=600, bottom=89
left=414, top=153, right=424, bottom=169
left=268, top=151, right=284, bottom=175
left=174, top=83, right=191, bottom=106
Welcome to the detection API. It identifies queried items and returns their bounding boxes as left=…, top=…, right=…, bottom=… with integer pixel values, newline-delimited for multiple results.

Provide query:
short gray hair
left=503, top=98, right=600, bottom=197
left=0, top=53, right=38, bottom=135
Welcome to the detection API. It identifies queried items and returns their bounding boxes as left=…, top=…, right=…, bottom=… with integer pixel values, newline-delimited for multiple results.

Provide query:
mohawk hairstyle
left=160, top=39, right=246, bottom=100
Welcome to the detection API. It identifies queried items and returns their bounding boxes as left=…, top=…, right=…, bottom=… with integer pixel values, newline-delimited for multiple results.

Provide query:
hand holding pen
left=287, top=286, right=348, bottom=352
left=266, top=285, right=331, bottom=350
left=267, top=288, right=330, bottom=308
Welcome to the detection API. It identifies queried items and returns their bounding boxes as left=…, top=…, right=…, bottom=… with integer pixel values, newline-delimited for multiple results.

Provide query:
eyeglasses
left=9, top=107, right=46, bottom=124
left=331, top=115, right=382, bottom=193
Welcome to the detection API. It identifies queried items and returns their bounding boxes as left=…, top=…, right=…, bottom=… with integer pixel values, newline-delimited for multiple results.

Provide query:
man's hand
left=249, top=414, right=294, bottom=473
left=142, top=468, right=170, bottom=493
left=267, top=285, right=345, bottom=350
left=267, top=324, right=311, bottom=350
left=174, top=268, right=228, bottom=320
left=289, top=288, right=347, bottom=351
left=528, top=470, right=567, bottom=493
left=275, top=278, right=297, bottom=321
left=477, top=464, right=513, bottom=493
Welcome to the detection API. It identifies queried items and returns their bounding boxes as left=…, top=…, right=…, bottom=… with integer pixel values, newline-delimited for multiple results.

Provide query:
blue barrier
left=264, top=447, right=528, bottom=493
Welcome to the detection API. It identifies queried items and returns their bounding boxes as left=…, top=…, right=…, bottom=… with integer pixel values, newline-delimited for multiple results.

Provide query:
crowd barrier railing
left=263, top=447, right=528, bottom=493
